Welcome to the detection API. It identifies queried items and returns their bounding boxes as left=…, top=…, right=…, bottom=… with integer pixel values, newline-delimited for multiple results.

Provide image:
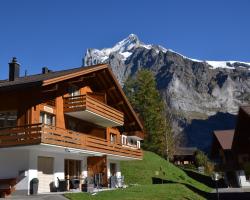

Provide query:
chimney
left=42, top=67, right=49, bottom=74
left=9, top=57, right=20, bottom=81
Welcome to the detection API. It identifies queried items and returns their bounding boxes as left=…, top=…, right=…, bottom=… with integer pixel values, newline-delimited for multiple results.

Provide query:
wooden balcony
left=0, top=124, right=142, bottom=159
left=63, top=94, right=124, bottom=127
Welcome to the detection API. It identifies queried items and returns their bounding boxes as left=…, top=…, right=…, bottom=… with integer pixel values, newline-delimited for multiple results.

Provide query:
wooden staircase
left=0, top=178, right=17, bottom=198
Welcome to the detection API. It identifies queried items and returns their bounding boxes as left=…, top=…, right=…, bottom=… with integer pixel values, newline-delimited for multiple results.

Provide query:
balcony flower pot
left=30, top=178, right=39, bottom=195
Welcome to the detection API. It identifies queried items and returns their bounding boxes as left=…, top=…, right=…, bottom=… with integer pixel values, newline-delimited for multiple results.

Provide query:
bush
left=194, top=150, right=214, bottom=175
left=194, top=150, right=208, bottom=167
left=181, top=164, right=197, bottom=171
left=205, top=161, right=215, bottom=175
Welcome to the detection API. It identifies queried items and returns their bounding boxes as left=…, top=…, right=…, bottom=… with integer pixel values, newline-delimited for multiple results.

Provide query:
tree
left=124, top=69, right=174, bottom=159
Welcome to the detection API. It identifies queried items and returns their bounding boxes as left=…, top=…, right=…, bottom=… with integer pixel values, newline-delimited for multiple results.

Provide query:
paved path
left=3, top=194, right=68, bottom=200
left=210, top=187, right=250, bottom=200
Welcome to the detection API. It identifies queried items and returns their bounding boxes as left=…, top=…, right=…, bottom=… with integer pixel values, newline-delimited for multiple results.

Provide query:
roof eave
left=42, top=64, right=108, bottom=86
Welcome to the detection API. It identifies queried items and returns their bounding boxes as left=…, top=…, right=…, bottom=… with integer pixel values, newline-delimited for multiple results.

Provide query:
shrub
left=205, top=161, right=215, bottom=175
left=194, top=150, right=208, bottom=167
left=194, top=150, right=214, bottom=175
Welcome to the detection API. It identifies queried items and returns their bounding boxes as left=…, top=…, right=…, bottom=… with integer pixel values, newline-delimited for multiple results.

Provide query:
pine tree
left=124, top=69, right=174, bottom=159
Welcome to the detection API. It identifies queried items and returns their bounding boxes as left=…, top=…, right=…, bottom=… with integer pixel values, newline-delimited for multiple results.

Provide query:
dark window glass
left=0, top=111, right=17, bottom=128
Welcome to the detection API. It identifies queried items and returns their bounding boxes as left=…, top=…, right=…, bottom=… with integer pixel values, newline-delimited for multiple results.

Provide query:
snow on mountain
left=84, top=34, right=250, bottom=71
left=120, top=52, right=133, bottom=60
left=84, top=34, right=141, bottom=65
left=83, top=34, right=250, bottom=151
left=84, top=34, right=172, bottom=66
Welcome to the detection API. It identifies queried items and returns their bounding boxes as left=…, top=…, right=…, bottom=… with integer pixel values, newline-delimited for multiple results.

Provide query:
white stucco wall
left=0, top=146, right=129, bottom=195
left=27, top=148, right=88, bottom=193
left=0, top=149, right=29, bottom=192
left=236, top=170, right=250, bottom=187
left=0, top=147, right=89, bottom=194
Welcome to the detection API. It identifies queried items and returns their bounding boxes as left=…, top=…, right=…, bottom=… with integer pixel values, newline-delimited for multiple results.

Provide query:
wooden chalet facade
left=211, top=106, right=250, bottom=187
left=0, top=58, right=144, bottom=196
left=173, top=147, right=197, bottom=165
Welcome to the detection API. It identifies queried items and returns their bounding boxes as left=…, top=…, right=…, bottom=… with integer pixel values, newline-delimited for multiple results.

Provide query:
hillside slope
left=121, top=151, right=212, bottom=193
left=65, top=151, right=212, bottom=200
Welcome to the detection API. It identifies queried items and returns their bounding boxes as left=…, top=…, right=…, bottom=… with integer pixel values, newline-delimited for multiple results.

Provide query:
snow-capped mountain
left=85, top=34, right=250, bottom=73
left=83, top=34, right=250, bottom=151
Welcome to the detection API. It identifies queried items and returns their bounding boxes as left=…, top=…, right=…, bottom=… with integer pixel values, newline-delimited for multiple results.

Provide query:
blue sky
left=0, top=0, right=250, bottom=79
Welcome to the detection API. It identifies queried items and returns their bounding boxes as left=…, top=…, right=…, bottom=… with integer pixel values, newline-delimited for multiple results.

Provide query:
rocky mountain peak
left=83, top=34, right=250, bottom=151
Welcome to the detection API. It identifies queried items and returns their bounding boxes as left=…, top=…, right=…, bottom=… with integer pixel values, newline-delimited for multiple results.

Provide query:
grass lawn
left=65, top=184, right=205, bottom=200
left=65, top=151, right=213, bottom=200
left=120, top=151, right=212, bottom=193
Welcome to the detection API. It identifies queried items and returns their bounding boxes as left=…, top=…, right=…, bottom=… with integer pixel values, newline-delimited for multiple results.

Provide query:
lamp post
left=212, top=172, right=220, bottom=200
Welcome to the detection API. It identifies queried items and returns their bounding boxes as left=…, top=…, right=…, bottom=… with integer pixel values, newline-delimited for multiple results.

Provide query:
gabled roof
left=0, top=64, right=107, bottom=91
left=241, top=105, right=250, bottom=116
left=0, top=64, right=144, bottom=131
left=213, top=130, right=235, bottom=150
left=174, top=147, right=197, bottom=156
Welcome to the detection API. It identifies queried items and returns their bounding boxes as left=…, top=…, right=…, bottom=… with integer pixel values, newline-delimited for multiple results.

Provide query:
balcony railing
left=63, top=94, right=124, bottom=127
left=0, top=124, right=142, bottom=159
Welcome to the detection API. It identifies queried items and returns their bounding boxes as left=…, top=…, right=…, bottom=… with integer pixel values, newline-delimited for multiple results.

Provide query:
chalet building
left=173, top=147, right=197, bottom=165
left=0, top=58, right=144, bottom=196
left=211, top=106, right=250, bottom=187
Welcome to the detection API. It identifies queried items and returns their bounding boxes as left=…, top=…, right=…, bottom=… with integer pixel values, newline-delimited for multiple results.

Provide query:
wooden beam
left=96, top=72, right=110, bottom=89
left=68, top=74, right=96, bottom=84
left=112, top=101, right=124, bottom=107
left=127, top=121, right=136, bottom=126
left=42, top=84, right=58, bottom=93
left=101, top=70, right=115, bottom=90
left=96, top=72, right=119, bottom=103
left=107, top=86, right=116, bottom=93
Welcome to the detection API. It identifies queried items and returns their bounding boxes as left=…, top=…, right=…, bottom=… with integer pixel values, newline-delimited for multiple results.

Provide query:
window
left=0, top=111, right=17, bottom=128
left=121, top=135, right=127, bottom=145
left=137, top=140, right=141, bottom=149
left=127, top=137, right=140, bottom=149
left=40, top=112, right=55, bottom=126
left=110, top=133, right=116, bottom=144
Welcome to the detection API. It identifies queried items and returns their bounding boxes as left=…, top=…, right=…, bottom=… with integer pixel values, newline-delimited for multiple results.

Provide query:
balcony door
left=64, top=159, right=81, bottom=179
left=110, top=163, right=117, bottom=176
